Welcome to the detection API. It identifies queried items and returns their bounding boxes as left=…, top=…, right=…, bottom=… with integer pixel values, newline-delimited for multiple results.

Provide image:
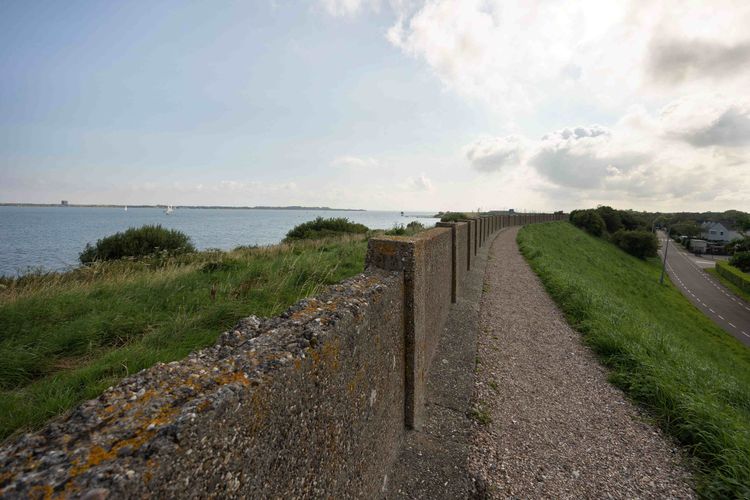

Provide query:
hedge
left=716, top=260, right=750, bottom=294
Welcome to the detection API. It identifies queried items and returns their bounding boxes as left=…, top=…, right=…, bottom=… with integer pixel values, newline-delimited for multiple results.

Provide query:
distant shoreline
left=0, top=203, right=366, bottom=211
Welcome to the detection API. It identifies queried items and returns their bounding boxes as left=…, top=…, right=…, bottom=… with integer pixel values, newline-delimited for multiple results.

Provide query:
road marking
left=709, top=308, right=715, bottom=313
left=718, top=315, right=725, bottom=320
left=729, top=322, right=737, bottom=328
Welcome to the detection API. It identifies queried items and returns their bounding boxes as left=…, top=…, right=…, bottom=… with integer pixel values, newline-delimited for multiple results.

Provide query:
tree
left=670, top=221, right=701, bottom=238
left=570, top=209, right=606, bottom=237
left=596, top=205, right=623, bottom=234
left=611, top=230, right=659, bottom=259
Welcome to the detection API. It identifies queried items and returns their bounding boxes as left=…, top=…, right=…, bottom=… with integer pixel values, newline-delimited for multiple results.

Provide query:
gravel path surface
left=468, top=227, right=695, bottom=499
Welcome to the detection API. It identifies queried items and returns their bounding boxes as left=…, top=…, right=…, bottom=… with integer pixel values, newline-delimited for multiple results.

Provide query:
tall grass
left=518, top=222, right=750, bottom=498
left=0, top=236, right=367, bottom=440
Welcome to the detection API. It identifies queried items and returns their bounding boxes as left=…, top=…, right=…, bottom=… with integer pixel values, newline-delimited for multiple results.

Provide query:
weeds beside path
left=517, top=222, right=750, bottom=498
left=469, top=225, right=695, bottom=498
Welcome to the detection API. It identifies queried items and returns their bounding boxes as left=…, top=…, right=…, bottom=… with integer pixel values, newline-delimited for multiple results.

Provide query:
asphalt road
left=658, top=231, right=750, bottom=347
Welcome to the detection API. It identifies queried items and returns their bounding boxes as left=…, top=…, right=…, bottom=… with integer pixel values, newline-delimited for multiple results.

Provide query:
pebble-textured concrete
left=366, top=228, right=453, bottom=430
left=436, top=221, right=469, bottom=302
left=386, top=227, right=502, bottom=499
left=0, top=271, right=405, bottom=499
left=469, top=227, right=696, bottom=499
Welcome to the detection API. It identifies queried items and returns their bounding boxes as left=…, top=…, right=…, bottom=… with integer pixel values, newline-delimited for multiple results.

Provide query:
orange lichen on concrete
left=27, top=484, right=52, bottom=500
left=213, top=370, right=250, bottom=387
left=67, top=405, right=179, bottom=482
left=369, top=240, right=400, bottom=257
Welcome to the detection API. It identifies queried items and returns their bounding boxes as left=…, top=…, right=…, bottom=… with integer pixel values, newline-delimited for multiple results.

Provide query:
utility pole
left=660, top=229, right=670, bottom=285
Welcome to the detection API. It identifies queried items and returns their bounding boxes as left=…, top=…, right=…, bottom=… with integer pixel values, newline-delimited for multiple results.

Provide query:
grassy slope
left=0, top=236, right=366, bottom=440
left=517, top=222, right=750, bottom=498
left=706, top=268, right=750, bottom=304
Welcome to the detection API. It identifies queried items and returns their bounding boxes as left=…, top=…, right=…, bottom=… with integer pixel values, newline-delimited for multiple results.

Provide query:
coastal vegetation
left=384, top=221, right=426, bottom=236
left=437, top=212, right=468, bottom=222
left=518, top=222, right=750, bottom=498
left=79, top=224, right=195, bottom=264
left=0, top=233, right=367, bottom=440
left=283, top=217, right=369, bottom=241
left=570, top=207, right=657, bottom=259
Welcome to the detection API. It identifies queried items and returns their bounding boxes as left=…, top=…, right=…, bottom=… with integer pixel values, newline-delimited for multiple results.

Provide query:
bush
left=610, top=230, right=658, bottom=259
left=596, top=206, right=623, bottom=233
left=569, top=209, right=606, bottom=237
left=284, top=217, right=369, bottom=241
left=619, top=210, right=647, bottom=231
left=729, top=237, right=750, bottom=253
left=385, top=221, right=426, bottom=236
left=79, top=225, right=195, bottom=264
left=440, top=212, right=468, bottom=222
left=730, top=252, right=750, bottom=272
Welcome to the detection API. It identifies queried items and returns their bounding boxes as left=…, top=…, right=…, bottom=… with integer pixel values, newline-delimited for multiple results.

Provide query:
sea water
left=0, top=206, right=439, bottom=277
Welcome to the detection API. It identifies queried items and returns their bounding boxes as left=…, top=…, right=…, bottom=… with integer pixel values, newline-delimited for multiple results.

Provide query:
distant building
left=700, top=221, right=744, bottom=244
left=61, top=200, right=69, bottom=206
left=688, top=239, right=708, bottom=254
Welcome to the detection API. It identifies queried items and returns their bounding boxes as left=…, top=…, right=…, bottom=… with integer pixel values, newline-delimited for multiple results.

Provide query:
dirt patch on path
left=469, top=227, right=695, bottom=499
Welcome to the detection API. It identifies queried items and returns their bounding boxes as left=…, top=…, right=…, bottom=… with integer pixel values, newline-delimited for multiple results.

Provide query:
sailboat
left=124, top=206, right=128, bottom=212
left=165, top=205, right=174, bottom=215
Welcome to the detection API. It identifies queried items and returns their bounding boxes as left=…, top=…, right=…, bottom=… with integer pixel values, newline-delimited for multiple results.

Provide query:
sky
left=1, top=0, right=749, bottom=212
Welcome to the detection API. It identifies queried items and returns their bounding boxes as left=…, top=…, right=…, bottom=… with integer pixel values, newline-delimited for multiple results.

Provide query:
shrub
left=729, top=237, right=750, bottom=253
left=79, top=225, right=195, bottom=264
left=284, top=217, right=368, bottom=241
left=730, top=251, right=750, bottom=272
left=440, top=212, right=468, bottom=222
left=569, top=209, right=606, bottom=237
left=596, top=205, right=623, bottom=233
left=619, top=210, right=647, bottom=231
left=385, top=221, right=426, bottom=236
left=611, top=230, right=658, bottom=259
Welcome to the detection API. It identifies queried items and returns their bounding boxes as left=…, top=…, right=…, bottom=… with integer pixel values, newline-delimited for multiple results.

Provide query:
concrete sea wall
left=0, top=213, right=566, bottom=498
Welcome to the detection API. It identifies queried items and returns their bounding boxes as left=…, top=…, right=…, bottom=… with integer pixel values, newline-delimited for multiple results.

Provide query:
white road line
left=729, top=323, right=737, bottom=328
left=709, top=308, right=715, bottom=313
left=718, top=315, right=725, bottom=320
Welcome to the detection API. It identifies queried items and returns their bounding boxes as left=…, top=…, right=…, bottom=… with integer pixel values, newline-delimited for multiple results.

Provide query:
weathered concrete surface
left=460, top=220, right=473, bottom=271
left=367, top=228, right=452, bottom=430
left=0, top=271, right=406, bottom=499
left=387, top=229, right=503, bottom=499
left=436, top=221, right=469, bottom=302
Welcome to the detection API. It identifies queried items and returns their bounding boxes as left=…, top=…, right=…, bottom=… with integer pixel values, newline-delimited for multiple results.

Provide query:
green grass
left=706, top=268, right=750, bottom=304
left=517, top=222, right=750, bottom=498
left=0, top=236, right=367, bottom=441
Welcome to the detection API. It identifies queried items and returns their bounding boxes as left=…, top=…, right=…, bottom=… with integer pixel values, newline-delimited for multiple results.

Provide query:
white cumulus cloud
left=404, top=172, right=433, bottom=191
left=464, top=135, right=525, bottom=172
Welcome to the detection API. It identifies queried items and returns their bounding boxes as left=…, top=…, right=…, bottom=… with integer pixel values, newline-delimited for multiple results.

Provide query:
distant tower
left=61, top=200, right=69, bottom=206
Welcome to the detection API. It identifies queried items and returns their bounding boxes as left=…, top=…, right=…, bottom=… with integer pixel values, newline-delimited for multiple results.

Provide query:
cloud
left=659, top=97, right=750, bottom=148
left=404, top=172, right=433, bottom=191
left=647, top=36, right=750, bottom=85
left=331, top=155, right=379, bottom=168
left=319, top=0, right=380, bottom=17
left=466, top=96, right=750, bottom=204
left=464, top=135, right=525, bottom=172
left=530, top=126, right=649, bottom=189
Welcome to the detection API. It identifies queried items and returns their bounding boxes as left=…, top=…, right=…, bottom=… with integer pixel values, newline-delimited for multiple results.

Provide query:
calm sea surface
left=0, top=207, right=439, bottom=277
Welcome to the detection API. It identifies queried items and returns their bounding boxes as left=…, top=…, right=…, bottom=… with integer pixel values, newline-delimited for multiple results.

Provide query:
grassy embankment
left=0, top=236, right=367, bottom=441
left=517, top=222, right=750, bottom=498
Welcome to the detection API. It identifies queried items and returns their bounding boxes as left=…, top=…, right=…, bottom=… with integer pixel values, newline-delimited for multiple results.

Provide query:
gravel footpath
left=468, top=227, right=695, bottom=499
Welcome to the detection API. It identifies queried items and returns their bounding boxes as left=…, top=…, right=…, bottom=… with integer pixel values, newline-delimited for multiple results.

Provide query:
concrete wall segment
left=0, top=271, right=406, bottom=499
left=366, top=228, right=452, bottom=430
